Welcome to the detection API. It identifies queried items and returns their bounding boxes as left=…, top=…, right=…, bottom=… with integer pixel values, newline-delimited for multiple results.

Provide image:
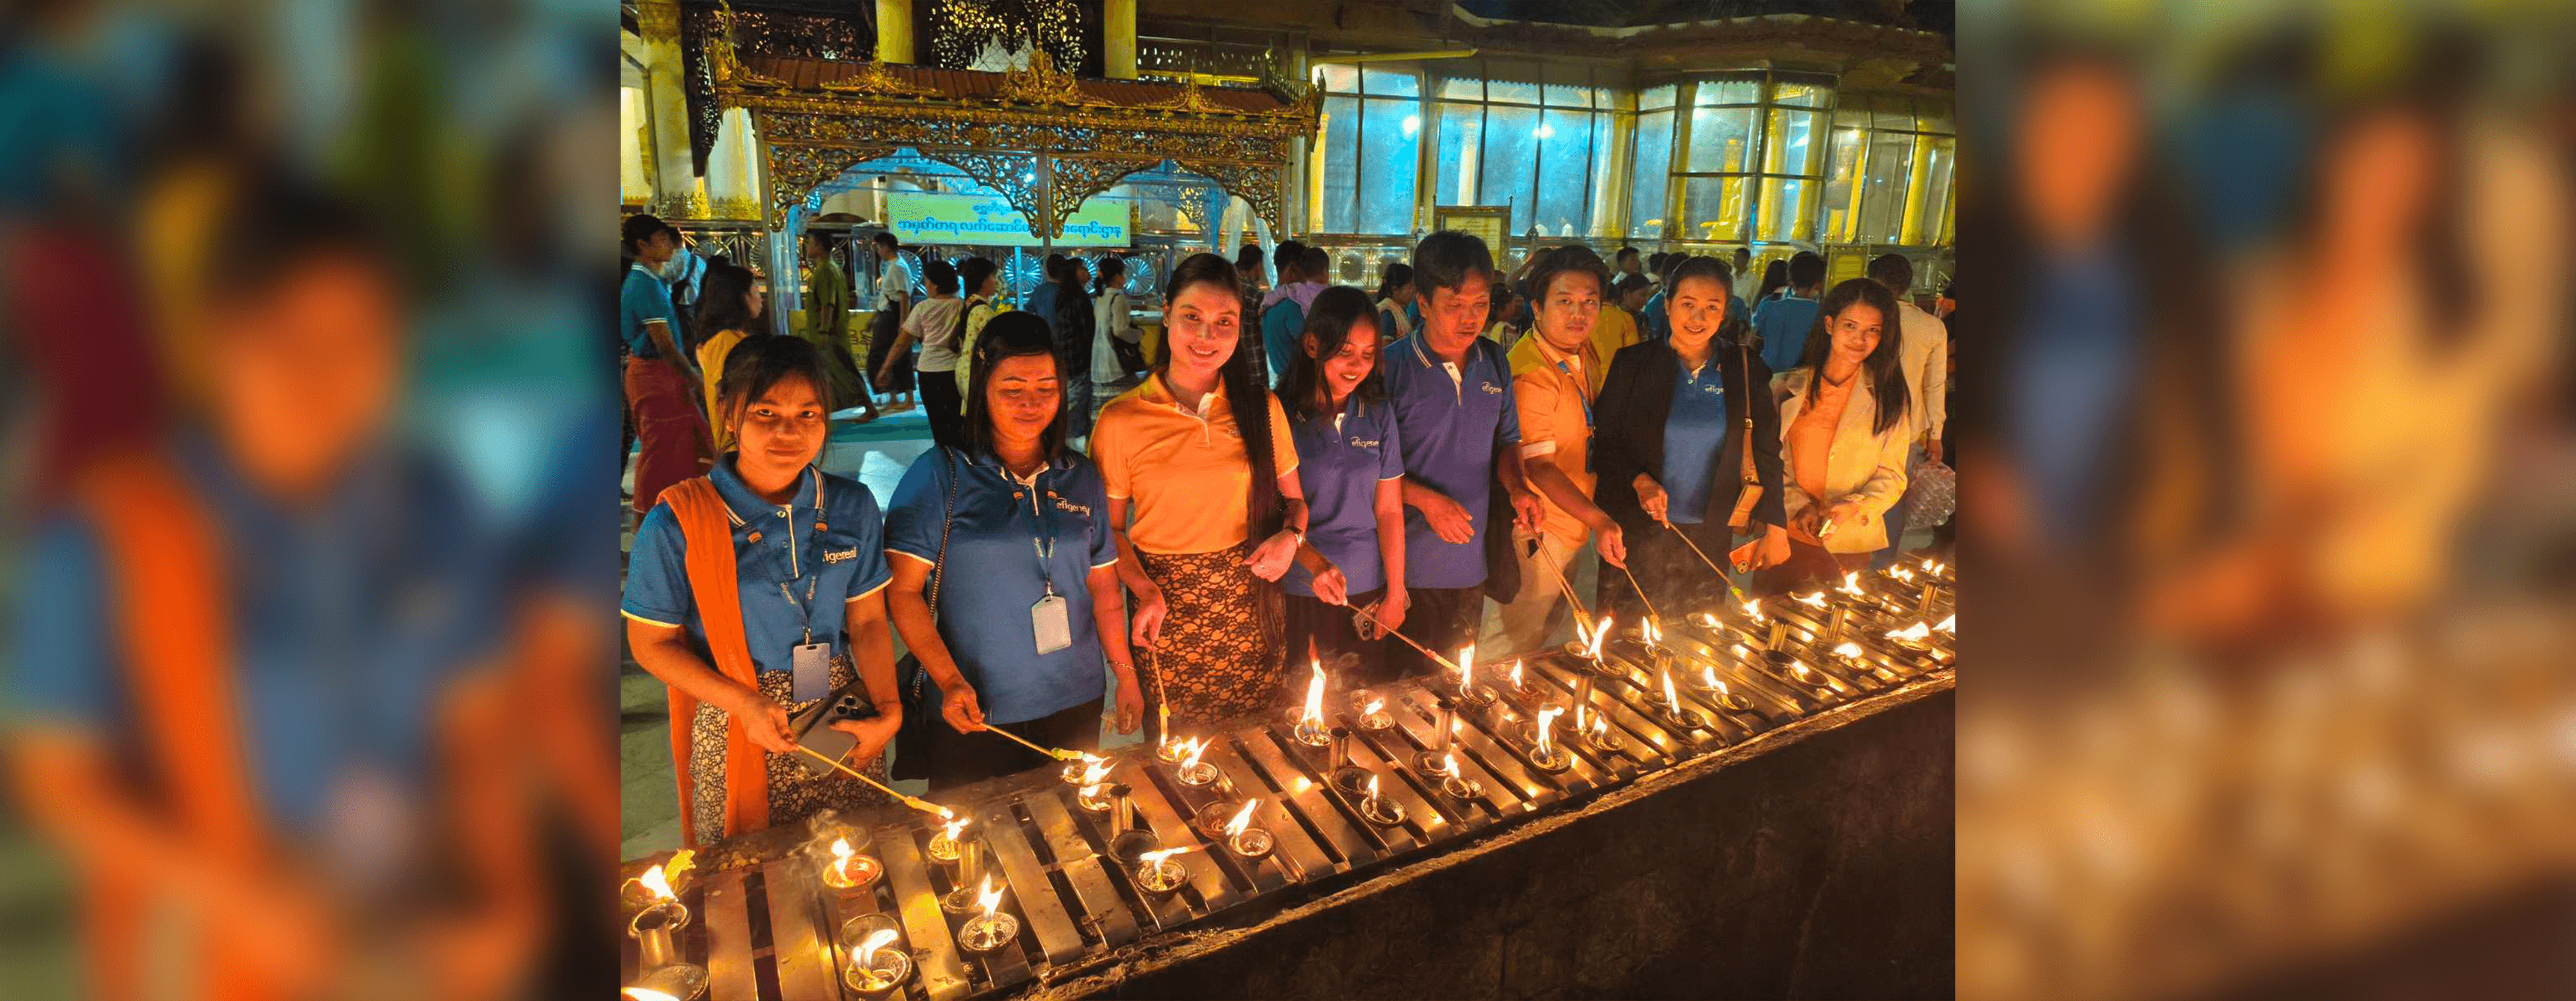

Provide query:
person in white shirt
left=1732, top=248, right=1760, bottom=305
left=1090, top=255, right=1142, bottom=401
left=1865, top=253, right=1947, bottom=568
left=895, top=258, right=967, bottom=445
left=865, top=231, right=916, bottom=411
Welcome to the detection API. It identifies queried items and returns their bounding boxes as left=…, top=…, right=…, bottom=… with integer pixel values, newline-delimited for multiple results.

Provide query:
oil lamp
left=955, top=876, right=1019, bottom=954
left=1354, top=696, right=1393, bottom=733
left=1155, top=706, right=1186, bottom=763
left=938, top=837, right=985, bottom=914
left=1506, top=659, right=1540, bottom=698
left=621, top=853, right=694, bottom=912
left=926, top=816, right=970, bottom=866
left=1133, top=846, right=1196, bottom=896
left=1171, top=736, right=1220, bottom=786
left=1935, top=613, right=1955, bottom=635
left=1454, top=645, right=1498, bottom=708
left=1221, top=798, right=1273, bottom=860
left=1357, top=772, right=1407, bottom=827
left=1641, top=617, right=1670, bottom=678
left=1576, top=616, right=1620, bottom=676
left=1574, top=702, right=1625, bottom=755
left=1433, top=751, right=1481, bottom=799
left=627, top=865, right=709, bottom=1001
left=1885, top=621, right=1933, bottom=654
left=1075, top=774, right=1115, bottom=814
left=1290, top=659, right=1332, bottom=746
left=1768, top=651, right=1837, bottom=700
left=820, top=836, right=882, bottom=891
left=1654, top=670, right=1709, bottom=731
left=1413, top=696, right=1458, bottom=776
left=1642, top=667, right=1678, bottom=712
left=1104, top=783, right=1157, bottom=868
left=1519, top=705, right=1572, bottom=772
left=840, top=926, right=911, bottom=997
left=1327, top=725, right=1371, bottom=798
left=1059, top=752, right=1107, bottom=786
left=1693, top=664, right=1752, bottom=711
left=838, top=911, right=901, bottom=958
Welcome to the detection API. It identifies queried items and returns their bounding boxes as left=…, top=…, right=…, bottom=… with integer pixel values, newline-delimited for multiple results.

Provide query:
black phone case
left=788, top=680, right=874, bottom=780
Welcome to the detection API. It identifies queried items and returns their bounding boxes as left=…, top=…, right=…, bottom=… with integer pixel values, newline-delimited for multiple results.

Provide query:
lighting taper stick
left=1346, top=604, right=1464, bottom=676
left=980, top=724, right=1084, bottom=761
left=1663, top=521, right=1750, bottom=603
left=1615, top=561, right=1662, bottom=622
left=1535, top=543, right=1595, bottom=630
left=793, top=744, right=950, bottom=818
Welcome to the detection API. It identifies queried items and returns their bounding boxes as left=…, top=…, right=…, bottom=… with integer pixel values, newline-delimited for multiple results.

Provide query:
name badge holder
left=1017, top=472, right=1075, bottom=655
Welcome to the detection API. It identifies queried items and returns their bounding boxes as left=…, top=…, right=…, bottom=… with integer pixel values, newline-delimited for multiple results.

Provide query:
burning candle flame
left=857, top=927, right=899, bottom=967
left=640, top=863, right=676, bottom=900
left=1793, top=591, right=1828, bottom=609
left=1300, top=660, right=1326, bottom=727
left=1889, top=621, right=1931, bottom=642
left=1832, top=641, right=1864, bottom=660
left=1536, top=706, right=1562, bottom=758
left=1224, top=799, right=1260, bottom=837
left=1935, top=614, right=1955, bottom=633
left=1140, top=845, right=1200, bottom=863
left=974, top=875, right=1003, bottom=918
left=830, top=838, right=854, bottom=878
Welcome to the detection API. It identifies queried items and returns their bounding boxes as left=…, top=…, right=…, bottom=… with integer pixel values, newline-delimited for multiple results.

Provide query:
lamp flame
left=1890, top=566, right=1916, bottom=583
left=1791, top=660, right=1813, bottom=678
left=1455, top=646, right=1475, bottom=692
left=1079, top=759, right=1110, bottom=786
left=1935, top=614, right=1955, bottom=633
left=1536, top=706, right=1562, bottom=759
left=1443, top=751, right=1460, bottom=775
left=1701, top=665, right=1722, bottom=691
left=1793, top=591, right=1828, bottom=609
left=1140, top=845, right=1200, bottom=863
left=1837, top=571, right=1866, bottom=595
left=1741, top=600, right=1764, bottom=623
left=640, top=863, right=676, bottom=900
left=940, top=816, right=971, bottom=843
left=830, top=838, right=854, bottom=879
left=1889, top=621, right=1931, bottom=642
left=1585, top=617, right=1613, bottom=659
left=1300, top=660, right=1326, bottom=727
left=1179, top=737, right=1208, bottom=769
left=975, top=876, right=1003, bottom=918
left=1224, top=799, right=1261, bottom=837
left=626, top=990, right=680, bottom=1001
left=1364, top=774, right=1381, bottom=806
left=1509, top=660, right=1523, bottom=690
left=1364, top=698, right=1385, bottom=716
left=1832, top=641, right=1864, bottom=660
left=857, top=927, right=899, bottom=967
left=1660, top=670, right=1679, bottom=708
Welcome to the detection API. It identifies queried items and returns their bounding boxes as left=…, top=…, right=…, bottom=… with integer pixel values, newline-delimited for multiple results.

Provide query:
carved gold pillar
left=1104, top=0, right=1137, bottom=80
left=876, top=0, right=915, bottom=64
left=637, top=0, right=706, bottom=218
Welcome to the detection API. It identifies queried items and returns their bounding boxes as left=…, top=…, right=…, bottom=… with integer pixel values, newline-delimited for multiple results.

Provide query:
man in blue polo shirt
left=1752, top=250, right=1826, bottom=374
left=1381, top=231, right=1547, bottom=680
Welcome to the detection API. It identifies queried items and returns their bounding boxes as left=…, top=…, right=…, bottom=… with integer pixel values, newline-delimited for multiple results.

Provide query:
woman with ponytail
left=1091, top=253, right=1327, bottom=727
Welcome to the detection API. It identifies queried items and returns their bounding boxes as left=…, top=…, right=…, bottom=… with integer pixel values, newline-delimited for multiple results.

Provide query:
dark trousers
left=1599, top=519, right=1737, bottom=621
left=1388, top=585, right=1481, bottom=682
left=920, top=370, right=965, bottom=447
left=1285, top=588, right=1391, bottom=684
left=921, top=695, right=1104, bottom=794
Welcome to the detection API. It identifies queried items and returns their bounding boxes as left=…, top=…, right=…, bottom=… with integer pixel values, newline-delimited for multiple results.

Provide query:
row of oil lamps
left=621, top=558, right=1954, bottom=999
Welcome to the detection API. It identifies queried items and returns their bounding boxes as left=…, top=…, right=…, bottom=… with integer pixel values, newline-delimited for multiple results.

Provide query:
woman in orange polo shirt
left=1093, top=253, right=1336, bottom=729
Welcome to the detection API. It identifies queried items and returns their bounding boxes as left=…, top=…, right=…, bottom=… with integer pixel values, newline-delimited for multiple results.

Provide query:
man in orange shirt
left=1495, top=248, right=1630, bottom=657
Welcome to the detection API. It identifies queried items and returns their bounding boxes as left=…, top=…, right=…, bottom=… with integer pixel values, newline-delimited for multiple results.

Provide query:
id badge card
left=791, top=643, right=833, bottom=703
left=1031, top=594, right=1073, bottom=655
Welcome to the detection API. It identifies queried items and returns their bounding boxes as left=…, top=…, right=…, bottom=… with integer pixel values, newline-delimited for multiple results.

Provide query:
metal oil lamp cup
left=1227, top=825, right=1275, bottom=861
left=1171, top=759, right=1220, bottom=787
left=1075, top=784, right=1115, bottom=815
left=629, top=900, right=691, bottom=969
left=1438, top=771, right=1482, bottom=800
left=1358, top=792, right=1407, bottom=827
left=1660, top=705, right=1710, bottom=733
left=1060, top=759, right=1092, bottom=785
left=820, top=851, right=881, bottom=890
left=842, top=947, right=912, bottom=997
left=1514, top=721, right=1573, bottom=773
left=1412, top=749, right=1454, bottom=778
left=1189, top=800, right=1243, bottom=839
left=839, top=912, right=902, bottom=955
left=1328, top=766, right=1371, bottom=799
left=1134, top=857, right=1189, bottom=896
left=1155, top=739, right=1189, bottom=763
left=1289, top=714, right=1332, bottom=747
left=925, top=831, right=962, bottom=865
left=1356, top=708, right=1394, bottom=733
left=938, top=844, right=983, bottom=914
left=1458, top=682, right=1499, bottom=709
left=957, top=911, right=1020, bottom=954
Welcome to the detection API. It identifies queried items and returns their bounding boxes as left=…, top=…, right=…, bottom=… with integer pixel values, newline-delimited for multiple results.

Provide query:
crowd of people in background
left=618, top=220, right=1955, bottom=847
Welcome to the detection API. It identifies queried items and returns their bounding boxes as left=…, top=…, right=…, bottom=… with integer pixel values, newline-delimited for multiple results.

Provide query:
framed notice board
left=1434, top=205, right=1512, bottom=253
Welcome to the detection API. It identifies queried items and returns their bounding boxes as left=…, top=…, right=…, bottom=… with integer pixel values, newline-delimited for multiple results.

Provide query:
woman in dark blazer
left=1595, top=256, right=1794, bottom=619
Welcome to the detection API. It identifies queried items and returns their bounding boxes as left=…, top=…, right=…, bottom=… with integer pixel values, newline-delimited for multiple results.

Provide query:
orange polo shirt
left=1509, top=333, right=1601, bottom=543
left=1094, top=374, right=1301, bottom=555
left=1585, top=305, right=1638, bottom=392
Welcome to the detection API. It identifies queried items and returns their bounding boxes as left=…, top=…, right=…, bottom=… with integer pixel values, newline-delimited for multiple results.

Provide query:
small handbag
left=1725, top=339, right=1765, bottom=534
left=888, top=447, right=959, bottom=782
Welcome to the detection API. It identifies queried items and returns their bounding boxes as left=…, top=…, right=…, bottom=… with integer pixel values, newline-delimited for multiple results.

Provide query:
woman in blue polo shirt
left=623, top=335, right=903, bottom=847
left=1277, top=286, right=1405, bottom=682
left=883, top=313, right=1145, bottom=792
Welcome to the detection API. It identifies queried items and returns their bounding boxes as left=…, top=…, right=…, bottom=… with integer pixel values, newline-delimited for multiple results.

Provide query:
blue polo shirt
left=1662, top=354, right=1731, bottom=524
left=1283, top=399, right=1404, bottom=597
left=621, top=262, right=681, bottom=359
left=1381, top=333, right=1521, bottom=589
left=882, top=449, right=1118, bottom=725
left=1752, top=293, right=1819, bottom=374
left=7, top=436, right=504, bottom=835
left=1262, top=299, right=1306, bottom=386
left=622, top=458, right=894, bottom=674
